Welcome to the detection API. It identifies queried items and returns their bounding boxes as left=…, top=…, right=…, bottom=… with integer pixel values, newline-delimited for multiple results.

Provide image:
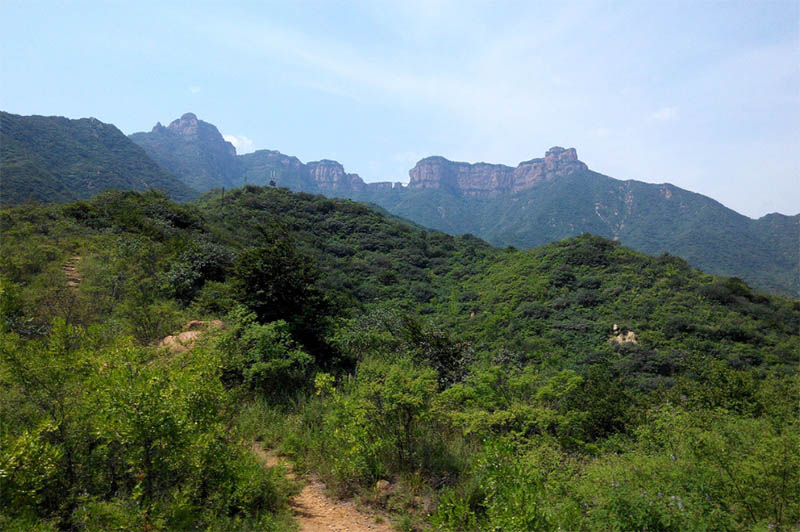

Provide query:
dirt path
left=251, top=442, right=395, bottom=532
left=61, top=255, right=82, bottom=288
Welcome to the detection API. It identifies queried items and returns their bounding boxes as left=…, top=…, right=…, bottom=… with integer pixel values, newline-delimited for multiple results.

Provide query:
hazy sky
left=2, top=1, right=798, bottom=217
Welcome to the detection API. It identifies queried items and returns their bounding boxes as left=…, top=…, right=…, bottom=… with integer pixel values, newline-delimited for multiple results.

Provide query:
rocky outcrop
left=610, top=323, right=638, bottom=345
left=365, top=181, right=395, bottom=191
left=306, top=160, right=367, bottom=191
left=408, top=147, right=588, bottom=197
left=158, top=320, right=225, bottom=354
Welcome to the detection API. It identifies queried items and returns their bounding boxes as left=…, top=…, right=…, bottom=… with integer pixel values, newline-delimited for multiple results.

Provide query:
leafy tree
left=230, top=223, right=331, bottom=357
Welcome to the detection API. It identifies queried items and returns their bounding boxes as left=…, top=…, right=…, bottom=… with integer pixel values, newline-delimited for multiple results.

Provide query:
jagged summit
left=131, top=113, right=238, bottom=191
left=408, top=147, right=588, bottom=197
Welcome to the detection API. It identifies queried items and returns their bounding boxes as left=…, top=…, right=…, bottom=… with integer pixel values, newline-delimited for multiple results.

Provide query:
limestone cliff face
left=306, top=160, right=366, bottom=191
left=408, top=147, right=587, bottom=197
left=366, top=181, right=395, bottom=191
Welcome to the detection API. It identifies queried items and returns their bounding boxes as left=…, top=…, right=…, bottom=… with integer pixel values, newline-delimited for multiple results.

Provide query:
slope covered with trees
left=128, top=113, right=799, bottom=297
left=1, top=186, right=797, bottom=531
left=350, top=169, right=799, bottom=298
left=0, top=112, right=197, bottom=205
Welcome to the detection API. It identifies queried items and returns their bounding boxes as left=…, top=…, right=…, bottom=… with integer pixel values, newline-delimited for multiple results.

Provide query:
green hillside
left=351, top=170, right=799, bottom=297
left=129, top=113, right=240, bottom=192
left=0, top=112, right=197, bottom=204
left=126, top=113, right=798, bottom=297
left=2, top=186, right=797, bottom=530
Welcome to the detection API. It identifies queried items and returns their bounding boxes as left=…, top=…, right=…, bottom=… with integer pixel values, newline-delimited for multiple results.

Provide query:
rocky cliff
left=408, top=147, right=588, bottom=197
left=306, top=159, right=367, bottom=191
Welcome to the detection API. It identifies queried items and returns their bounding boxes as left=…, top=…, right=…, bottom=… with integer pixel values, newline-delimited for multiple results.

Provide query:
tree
left=230, top=224, right=333, bottom=363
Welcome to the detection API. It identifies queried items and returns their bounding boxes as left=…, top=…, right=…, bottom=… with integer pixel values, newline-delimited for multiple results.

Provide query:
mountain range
left=0, top=110, right=796, bottom=297
left=127, top=113, right=799, bottom=297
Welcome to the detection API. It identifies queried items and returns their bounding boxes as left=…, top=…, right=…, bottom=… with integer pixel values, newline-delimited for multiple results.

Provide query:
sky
left=1, top=1, right=798, bottom=218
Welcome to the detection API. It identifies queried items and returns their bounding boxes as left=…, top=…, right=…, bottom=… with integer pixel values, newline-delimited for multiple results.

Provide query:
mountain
left=0, top=111, right=196, bottom=204
left=405, top=147, right=588, bottom=196
left=131, top=113, right=398, bottom=194
left=2, top=186, right=798, bottom=530
left=129, top=113, right=240, bottom=192
left=131, top=113, right=800, bottom=297
left=350, top=152, right=799, bottom=297
left=235, top=142, right=795, bottom=298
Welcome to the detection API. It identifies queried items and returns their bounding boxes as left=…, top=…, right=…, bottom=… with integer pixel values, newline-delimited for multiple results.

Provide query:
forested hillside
left=1, top=186, right=797, bottom=531
left=0, top=112, right=197, bottom=205
left=349, top=168, right=799, bottom=298
left=128, top=113, right=800, bottom=297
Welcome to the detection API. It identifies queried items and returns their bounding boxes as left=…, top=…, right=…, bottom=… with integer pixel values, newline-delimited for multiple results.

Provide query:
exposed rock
left=306, top=159, right=366, bottom=191
left=159, top=320, right=225, bottom=353
left=408, top=147, right=587, bottom=197
left=610, top=323, right=638, bottom=344
left=366, top=181, right=394, bottom=191
left=375, top=479, right=394, bottom=499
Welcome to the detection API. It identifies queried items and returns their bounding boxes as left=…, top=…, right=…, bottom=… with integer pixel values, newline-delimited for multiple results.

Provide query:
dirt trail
left=61, top=255, right=82, bottom=288
left=251, top=442, right=395, bottom=532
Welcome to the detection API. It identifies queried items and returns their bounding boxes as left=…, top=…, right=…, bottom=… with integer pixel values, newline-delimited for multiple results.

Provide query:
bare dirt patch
left=158, top=320, right=225, bottom=353
left=251, top=443, right=395, bottom=532
left=62, top=255, right=82, bottom=288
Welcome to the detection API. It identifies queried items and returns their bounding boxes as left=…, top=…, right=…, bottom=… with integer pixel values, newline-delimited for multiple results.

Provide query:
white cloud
left=223, top=134, right=255, bottom=154
left=650, top=106, right=678, bottom=121
left=189, top=86, right=201, bottom=94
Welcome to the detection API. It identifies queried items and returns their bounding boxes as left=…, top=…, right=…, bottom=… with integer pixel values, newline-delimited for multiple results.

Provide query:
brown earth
left=251, top=442, right=395, bottom=532
left=158, top=320, right=225, bottom=353
left=61, top=255, right=82, bottom=288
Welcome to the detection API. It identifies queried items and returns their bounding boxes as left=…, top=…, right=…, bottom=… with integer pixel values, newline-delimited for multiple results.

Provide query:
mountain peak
left=545, top=146, right=578, bottom=160
left=130, top=113, right=238, bottom=191
left=167, top=112, right=202, bottom=136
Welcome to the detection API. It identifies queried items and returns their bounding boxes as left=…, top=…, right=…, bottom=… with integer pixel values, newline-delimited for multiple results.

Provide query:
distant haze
left=1, top=1, right=797, bottom=218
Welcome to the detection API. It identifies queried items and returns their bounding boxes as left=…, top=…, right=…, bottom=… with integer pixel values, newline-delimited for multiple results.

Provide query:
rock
left=158, top=331, right=201, bottom=353
left=610, top=323, right=638, bottom=344
left=408, top=147, right=587, bottom=197
left=375, top=480, right=393, bottom=498
left=366, top=181, right=394, bottom=191
left=306, top=160, right=366, bottom=191
left=159, top=320, right=225, bottom=353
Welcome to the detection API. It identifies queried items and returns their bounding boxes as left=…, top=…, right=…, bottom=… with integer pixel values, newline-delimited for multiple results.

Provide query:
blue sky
left=2, top=0, right=797, bottom=217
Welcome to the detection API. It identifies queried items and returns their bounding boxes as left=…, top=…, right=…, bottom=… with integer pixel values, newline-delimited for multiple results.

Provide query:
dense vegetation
left=129, top=112, right=798, bottom=296
left=346, top=171, right=799, bottom=298
left=0, top=112, right=197, bottom=205
left=1, top=186, right=798, bottom=531
left=6, top=110, right=795, bottom=296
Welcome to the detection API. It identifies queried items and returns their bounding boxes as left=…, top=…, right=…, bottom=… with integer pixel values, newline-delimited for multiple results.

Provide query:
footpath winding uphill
left=251, top=443, right=395, bottom=532
left=156, top=324, right=395, bottom=530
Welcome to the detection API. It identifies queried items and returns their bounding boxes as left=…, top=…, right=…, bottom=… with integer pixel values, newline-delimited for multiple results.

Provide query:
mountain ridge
left=127, top=112, right=798, bottom=298
left=3, top=111, right=795, bottom=297
left=0, top=111, right=196, bottom=204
